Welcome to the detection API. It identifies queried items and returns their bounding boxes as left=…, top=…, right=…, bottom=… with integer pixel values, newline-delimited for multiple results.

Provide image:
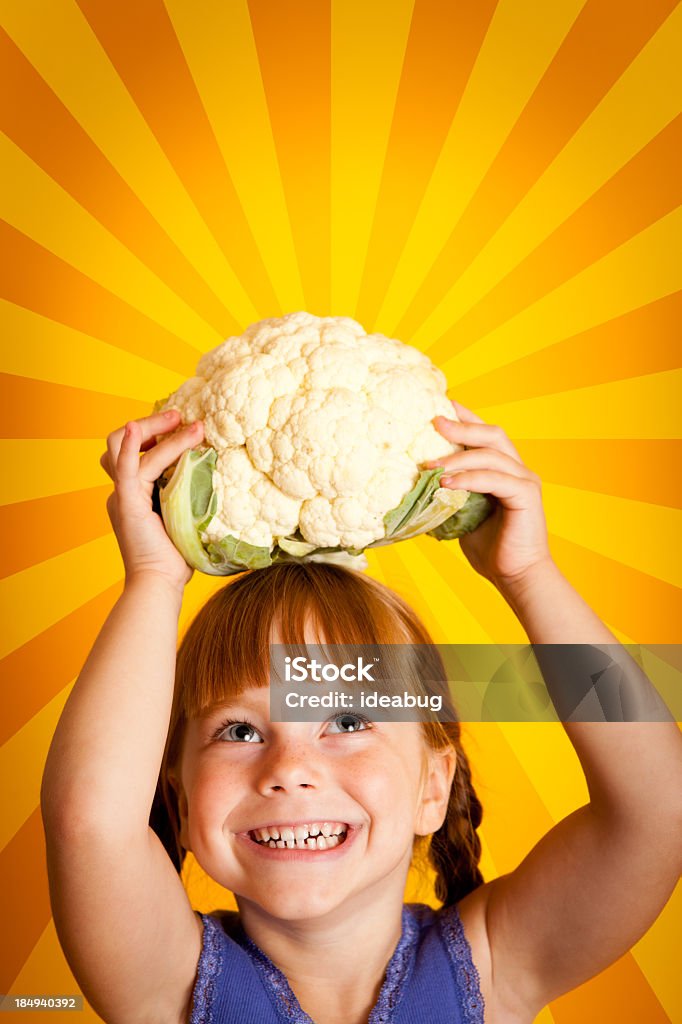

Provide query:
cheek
left=187, top=762, right=236, bottom=827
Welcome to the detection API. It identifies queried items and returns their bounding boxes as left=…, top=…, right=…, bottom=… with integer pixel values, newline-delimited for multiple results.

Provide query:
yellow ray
left=534, top=1010, right=557, bottom=1024
left=412, top=535, right=532, bottom=643
left=541, top=483, right=682, bottom=587
left=476, top=826, right=499, bottom=883
left=496, top=723, right=589, bottom=824
left=412, top=6, right=682, bottom=343
left=163, top=0, right=305, bottom=312
left=465, top=722, right=556, bottom=874
left=329, top=0, right=415, bottom=315
left=1, top=0, right=257, bottom=321
left=0, top=301, right=184, bottom=399
left=375, top=0, right=587, bottom=335
left=478, top=369, right=682, bottom=439
left=364, top=548, right=391, bottom=589
left=0, top=137, right=220, bottom=348
left=441, top=208, right=681, bottom=384
left=381, top=539, right=494, bottom=644
left=631, top=881, right=682, bottom=1024
left=0, top=679, right=73, bottom=855
left=0, top=534, right=122, bottom=659
left=0, top=442, right=106, bottom=505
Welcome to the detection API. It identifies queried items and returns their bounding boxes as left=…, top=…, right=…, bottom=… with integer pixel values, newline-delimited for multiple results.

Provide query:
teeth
left=251, top=822, right=348, bottom=848
left=255, top=833, right=344, bottom=851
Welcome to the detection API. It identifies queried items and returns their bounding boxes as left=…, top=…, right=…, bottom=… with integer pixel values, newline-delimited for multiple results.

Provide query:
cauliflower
left=154, top=312, right=493, bottom=575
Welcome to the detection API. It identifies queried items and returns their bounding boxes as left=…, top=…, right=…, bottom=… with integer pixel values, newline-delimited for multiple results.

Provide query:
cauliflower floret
left=209, top=448, right=301, bottom=548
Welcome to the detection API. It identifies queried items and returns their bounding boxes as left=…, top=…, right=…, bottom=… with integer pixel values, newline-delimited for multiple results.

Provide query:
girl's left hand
left=425, top=400, right=553, bottom=589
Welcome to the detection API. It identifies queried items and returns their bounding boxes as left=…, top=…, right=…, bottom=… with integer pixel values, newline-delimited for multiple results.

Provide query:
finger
left=432, top=416, right=521, bottom=461
left=107, top=409, right=181, bottom=466
left=115, top=421, right=144, bottom=483
left=440, top=469, right=540, bottom=510
left=448, top=398, right=485, bottom=424
left=139, top=420, right=204, bottom=482
left=426, top=447, right=532, bottom=479
left=100, top=451, right=114, bottom=481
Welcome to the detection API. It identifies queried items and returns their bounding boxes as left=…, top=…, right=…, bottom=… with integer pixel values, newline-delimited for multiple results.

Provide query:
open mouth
left=247, top=821, right=349, bottom=851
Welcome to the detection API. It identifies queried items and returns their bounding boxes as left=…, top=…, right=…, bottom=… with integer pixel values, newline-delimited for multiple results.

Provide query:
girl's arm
left=431, top=403, right=682, bottom=1018
left=41, top=412, right=204, bottom=1024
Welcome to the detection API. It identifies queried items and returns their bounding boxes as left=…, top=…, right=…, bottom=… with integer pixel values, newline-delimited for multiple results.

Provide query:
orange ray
left=75, top=0, right=281, bottom=319
left=453, top=291, right=681, bottom=407
left=549, top=951, right=672, bottom=1024
left=396, top=0, right=679, bottom=341
left=247, top=0, right=332, bottom=312
left=0, top=584, right=121, bottom=745
left=0, top=27, right=235, bottom=336
left=0, top=222, right=200, bottom=375
left=0, top=809, right=51, bottom=993
left=0, top=374, right=150, bottom=439
left=428, top=116, right=682, bottom=363
left=354, top=0, right=499, bottom=330
left=514, top=440, right=682, bottom=510
left=0, top=487, right=112, bottom=581
left=548, top=535, right=681, bottom=643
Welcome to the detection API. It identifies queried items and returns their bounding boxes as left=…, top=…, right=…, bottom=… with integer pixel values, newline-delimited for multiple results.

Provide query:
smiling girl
left=41, top=403, right=682, bottom=1024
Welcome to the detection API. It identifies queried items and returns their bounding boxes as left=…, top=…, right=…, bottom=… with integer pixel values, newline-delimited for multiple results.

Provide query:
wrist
left=492, top=557, right=561, bottom=603
left=124, top=570, right=187, bottom=604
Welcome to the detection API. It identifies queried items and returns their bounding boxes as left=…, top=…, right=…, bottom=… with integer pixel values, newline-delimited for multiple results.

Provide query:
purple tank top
left=190, top=902, right=484, bottom=1023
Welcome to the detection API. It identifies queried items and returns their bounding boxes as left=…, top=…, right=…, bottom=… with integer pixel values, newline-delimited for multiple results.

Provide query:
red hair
left=151, top=562, right=483, bottom=906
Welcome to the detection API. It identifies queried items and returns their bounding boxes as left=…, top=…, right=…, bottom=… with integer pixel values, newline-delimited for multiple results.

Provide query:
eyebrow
left=198, top=694, right=269, bottom=720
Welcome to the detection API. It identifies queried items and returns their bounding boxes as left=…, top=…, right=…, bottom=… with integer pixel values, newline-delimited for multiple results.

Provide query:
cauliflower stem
left=157, top=449, right=493, bottom=576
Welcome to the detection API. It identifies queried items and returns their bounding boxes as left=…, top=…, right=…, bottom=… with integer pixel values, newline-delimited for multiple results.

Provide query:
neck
left=236, top=876, right=409, bottom=1022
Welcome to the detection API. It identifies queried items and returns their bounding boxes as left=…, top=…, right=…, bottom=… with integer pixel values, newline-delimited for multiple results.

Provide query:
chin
left=245, top=885, right=351, bottom=922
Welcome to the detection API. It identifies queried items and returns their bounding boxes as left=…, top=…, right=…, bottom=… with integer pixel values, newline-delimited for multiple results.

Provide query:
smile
left=237, top=820, right=359, bottom=859
left=248, top=821, right=348, bottom=850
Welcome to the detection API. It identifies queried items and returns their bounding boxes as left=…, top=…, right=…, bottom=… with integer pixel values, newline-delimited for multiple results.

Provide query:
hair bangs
left=174, top=562, right=431, bottom=720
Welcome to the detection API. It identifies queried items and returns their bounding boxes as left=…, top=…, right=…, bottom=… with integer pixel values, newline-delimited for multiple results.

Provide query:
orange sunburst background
left=1, top=1, right=681, bottom=1021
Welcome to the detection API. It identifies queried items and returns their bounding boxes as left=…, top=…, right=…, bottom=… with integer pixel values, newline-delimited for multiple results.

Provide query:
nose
left=255, top=738, right=319, bottom=794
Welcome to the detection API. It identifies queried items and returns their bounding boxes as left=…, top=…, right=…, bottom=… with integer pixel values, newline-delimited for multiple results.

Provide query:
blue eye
left=211, top=713, right=372, bottom=743
left=326, top=713, right=371, bottom=734
left=213, top=718, right=263, bottom=743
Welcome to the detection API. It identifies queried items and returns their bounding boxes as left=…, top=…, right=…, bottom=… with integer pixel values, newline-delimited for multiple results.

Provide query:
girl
left=41, top=403, right=682, bottom=1024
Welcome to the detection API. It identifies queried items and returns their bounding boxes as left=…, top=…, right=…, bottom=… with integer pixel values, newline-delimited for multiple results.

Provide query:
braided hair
left=418, top=721, right=484, bottom=906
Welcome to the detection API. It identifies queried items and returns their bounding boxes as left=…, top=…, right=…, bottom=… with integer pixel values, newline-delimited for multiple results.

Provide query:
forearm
left=41, top=573, right=183, bottom=834
left=497, top=560, right=682, bottom=821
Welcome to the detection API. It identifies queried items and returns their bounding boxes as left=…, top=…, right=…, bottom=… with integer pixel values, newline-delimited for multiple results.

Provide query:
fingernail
left=163, top=409, right=177, bottom=418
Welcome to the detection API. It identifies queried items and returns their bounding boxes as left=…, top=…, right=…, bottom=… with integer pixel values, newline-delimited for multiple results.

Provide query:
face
left=171, top=627, right=455, bottom=923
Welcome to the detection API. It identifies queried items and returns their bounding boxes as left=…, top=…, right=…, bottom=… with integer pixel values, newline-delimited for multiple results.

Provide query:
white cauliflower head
left=155, top=312, right=492, bottom=574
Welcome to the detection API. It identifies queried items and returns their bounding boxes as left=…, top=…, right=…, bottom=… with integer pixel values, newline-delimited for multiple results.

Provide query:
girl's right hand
left=100, top=410, right=204, bottom=591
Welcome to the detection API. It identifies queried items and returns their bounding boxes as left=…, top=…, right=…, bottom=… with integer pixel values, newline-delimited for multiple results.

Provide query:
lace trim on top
left=190, top=915, right=223, bottom=1024
left=438, top=905, right=485, bottom=1024
left=238, top=904, right=420, bottom=1024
